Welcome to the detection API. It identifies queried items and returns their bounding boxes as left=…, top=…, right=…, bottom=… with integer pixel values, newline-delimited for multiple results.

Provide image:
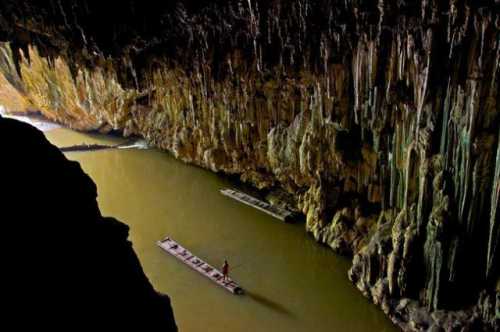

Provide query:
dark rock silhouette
left=0, top=115, right=177, bottom=330
left=0, top=1, right=498, bottom=330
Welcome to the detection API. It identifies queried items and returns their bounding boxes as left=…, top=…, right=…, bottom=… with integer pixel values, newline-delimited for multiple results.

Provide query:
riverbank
left=44, top=126, right=397, bottom=332
left=0, top=2, right=498, bottom=329
left=0, top=117, right=177, bottom=330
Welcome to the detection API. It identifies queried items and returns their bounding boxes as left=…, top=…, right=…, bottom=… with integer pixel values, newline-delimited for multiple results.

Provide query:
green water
left=45, top=128, right=397, bottom=332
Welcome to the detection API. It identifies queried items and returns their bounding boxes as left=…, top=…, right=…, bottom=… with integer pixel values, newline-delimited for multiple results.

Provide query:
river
left=45, top=127, right=398, bottom=332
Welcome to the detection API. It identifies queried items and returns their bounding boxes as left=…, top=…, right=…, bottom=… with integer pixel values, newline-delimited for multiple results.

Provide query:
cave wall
left=0, top=116, right=177, bottom=330
left=0, top=1, right=498, bottom=330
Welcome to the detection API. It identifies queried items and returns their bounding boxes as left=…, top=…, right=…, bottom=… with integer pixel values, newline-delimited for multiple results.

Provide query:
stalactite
left=0, top=1, right=498, bottom=331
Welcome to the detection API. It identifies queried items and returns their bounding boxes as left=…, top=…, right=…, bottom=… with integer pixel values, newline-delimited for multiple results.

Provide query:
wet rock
left=0, top=1, right=498, bottom=331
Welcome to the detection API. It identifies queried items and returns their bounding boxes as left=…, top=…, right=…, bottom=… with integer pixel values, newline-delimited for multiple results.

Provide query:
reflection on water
left=0, top=106, right=61, bottom=132
left=45, top=128, right=398, bottom=332
left=245, top=291, right=295, bottom=317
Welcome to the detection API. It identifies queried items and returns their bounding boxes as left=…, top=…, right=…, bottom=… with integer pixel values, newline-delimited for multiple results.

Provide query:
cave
left=0, top=1, right=498, bottom=331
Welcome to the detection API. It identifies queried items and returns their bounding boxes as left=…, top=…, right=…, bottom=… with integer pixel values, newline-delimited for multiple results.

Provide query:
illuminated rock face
left=0, top=1, right=498, bottom=330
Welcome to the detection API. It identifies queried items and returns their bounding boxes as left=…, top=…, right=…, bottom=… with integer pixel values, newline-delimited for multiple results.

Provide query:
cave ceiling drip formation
left=0, top=1, right=498, bottom=331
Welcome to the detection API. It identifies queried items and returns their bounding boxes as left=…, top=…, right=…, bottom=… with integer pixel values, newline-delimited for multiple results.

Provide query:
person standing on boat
left=222, top=260, right=229, bottom=281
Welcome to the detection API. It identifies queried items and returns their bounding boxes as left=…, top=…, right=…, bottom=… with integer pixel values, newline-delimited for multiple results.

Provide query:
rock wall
left=0, top=116, right=177, bottom=330
left=0, top=1, right=498, bottom=330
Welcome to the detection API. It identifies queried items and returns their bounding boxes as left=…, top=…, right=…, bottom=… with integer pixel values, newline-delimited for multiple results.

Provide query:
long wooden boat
left=220, top=188, right=294, bottom=222
left=59, top=139, right=148, bottom=153
left=59, top=143, right=113, bottom=152
left=157, top=237, right=244, bottom=295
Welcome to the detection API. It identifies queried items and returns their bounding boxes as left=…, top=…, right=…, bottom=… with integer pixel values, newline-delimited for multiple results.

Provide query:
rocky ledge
left=0, top=116, right=177, bottom=330
left=0, top=1, right=498, bottom=331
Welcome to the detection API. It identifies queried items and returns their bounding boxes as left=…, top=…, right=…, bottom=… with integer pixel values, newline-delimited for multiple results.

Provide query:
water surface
left=45, top=128, right=397, bottom=332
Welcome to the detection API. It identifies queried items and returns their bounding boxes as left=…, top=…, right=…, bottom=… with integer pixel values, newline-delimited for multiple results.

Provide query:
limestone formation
left=0, top=1, right=498, bottom=330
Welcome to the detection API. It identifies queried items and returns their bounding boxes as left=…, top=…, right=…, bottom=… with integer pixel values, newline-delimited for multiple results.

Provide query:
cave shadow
left=244, top=290, right=295, bottom=318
